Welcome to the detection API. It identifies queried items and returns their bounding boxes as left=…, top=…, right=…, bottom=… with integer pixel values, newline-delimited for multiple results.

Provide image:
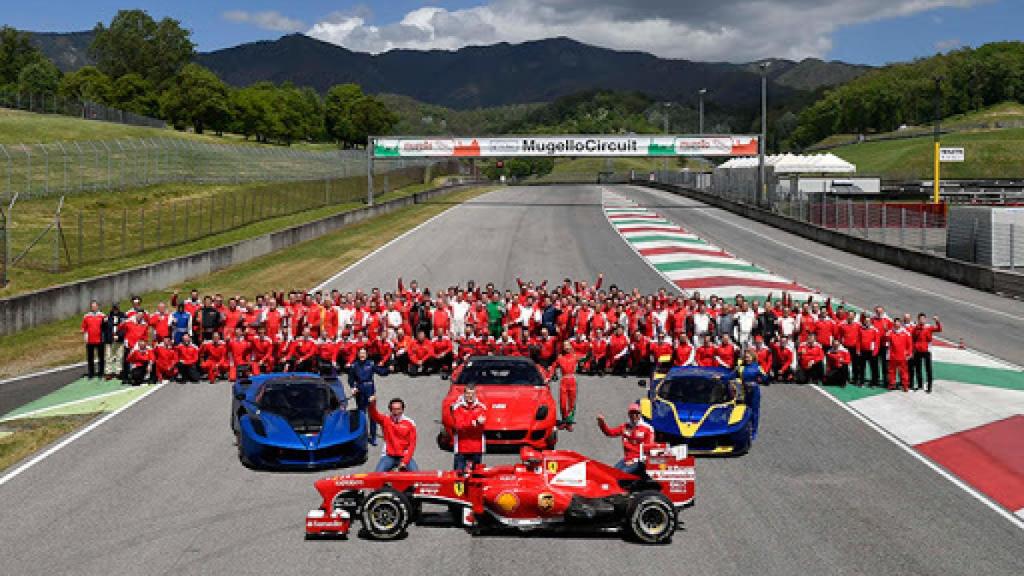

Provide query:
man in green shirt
left=486, top=292, right=506, bottom=339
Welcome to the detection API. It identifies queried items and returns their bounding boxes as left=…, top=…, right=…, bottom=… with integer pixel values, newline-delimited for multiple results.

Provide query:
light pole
left=933, top=76, right=943, bottom=204
left=698, top=88, right=707, bottom=135
left=758, top=62, right=770, bottom=207
left=662, top=102, right=672, bottom=173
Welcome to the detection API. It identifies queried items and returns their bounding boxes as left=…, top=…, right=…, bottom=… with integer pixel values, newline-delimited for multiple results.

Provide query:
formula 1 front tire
left=360, top=488, right=412, bottom=540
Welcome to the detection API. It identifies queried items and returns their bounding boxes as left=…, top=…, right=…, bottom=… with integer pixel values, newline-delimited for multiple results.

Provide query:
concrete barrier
left=0, top=184, right=476, bottom=337
left=633, top=180, right=1024, bottom=299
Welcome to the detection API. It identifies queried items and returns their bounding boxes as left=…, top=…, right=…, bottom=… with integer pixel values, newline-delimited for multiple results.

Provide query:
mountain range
left=28, top=30, right=869, bottom=110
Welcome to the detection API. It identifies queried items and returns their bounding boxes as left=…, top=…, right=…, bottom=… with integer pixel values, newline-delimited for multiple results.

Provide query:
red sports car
left=437, top=356, right=558, bottom=451
left=305, top=445, right=696, bottom=544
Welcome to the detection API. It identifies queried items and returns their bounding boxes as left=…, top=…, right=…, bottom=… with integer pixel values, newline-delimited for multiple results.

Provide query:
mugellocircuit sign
left=372, top=136, right=759, bottom=158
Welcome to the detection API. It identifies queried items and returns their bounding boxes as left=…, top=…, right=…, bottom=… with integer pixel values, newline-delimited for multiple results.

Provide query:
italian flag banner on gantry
left=372, top=136, right=758, bottom=158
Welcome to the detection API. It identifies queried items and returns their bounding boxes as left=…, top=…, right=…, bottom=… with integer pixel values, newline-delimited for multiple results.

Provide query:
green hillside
left=832, top=127, right=1024, bottom=180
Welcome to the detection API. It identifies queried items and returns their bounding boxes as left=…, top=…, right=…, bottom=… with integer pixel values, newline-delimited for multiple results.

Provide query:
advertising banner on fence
left=373, top=136, right=758, bottom=158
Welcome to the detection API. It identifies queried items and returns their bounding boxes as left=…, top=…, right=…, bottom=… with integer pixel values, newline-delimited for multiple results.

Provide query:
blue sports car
left=639, top=366, right=761, bottom=456
left=231, top=373, right=368, bottom=470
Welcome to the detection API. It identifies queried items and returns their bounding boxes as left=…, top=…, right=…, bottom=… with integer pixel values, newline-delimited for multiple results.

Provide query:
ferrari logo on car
left=537, top=493, right=554, bottom=513
left=453, top=482, right=465, bottom=497
left=546, top=461, right=559, bottom=474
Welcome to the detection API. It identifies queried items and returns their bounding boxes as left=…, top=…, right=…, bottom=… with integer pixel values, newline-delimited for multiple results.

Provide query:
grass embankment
left=0, top=413, right=98, bottom=471
left=0, top=185, right=494, bottom=379
left=0, top=107, right=337, bottom=149
left=830, top=128, right=1024, bottom=180
left=1, top=171, right=442, bottom=297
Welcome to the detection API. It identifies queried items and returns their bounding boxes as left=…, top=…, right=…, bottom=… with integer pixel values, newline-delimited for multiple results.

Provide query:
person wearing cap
left=597, top=403, right=656, bottom=475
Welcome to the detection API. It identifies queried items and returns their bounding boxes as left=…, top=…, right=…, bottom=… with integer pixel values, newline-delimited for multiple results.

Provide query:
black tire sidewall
left=361, top=489, right=411, bottom=540
left=627, top=492, right=676, bottom=544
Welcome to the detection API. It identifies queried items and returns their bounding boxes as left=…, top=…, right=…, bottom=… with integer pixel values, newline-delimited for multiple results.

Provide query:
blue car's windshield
left=455, top=360, right=544, bottom=386
left=659, top=376, right=729, bottom=404
left=258, top=380, right=333, bottom=431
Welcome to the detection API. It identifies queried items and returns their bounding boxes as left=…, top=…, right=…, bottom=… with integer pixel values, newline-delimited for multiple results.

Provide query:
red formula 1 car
left=305, top=445, right=696, bottom=544
left=437, top=356, right=558, bottom=451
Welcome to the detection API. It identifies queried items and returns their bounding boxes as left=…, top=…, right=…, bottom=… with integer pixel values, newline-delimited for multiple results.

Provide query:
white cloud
left=223, top=10, right=305, bottom=33
left=305, top=0, right=987, bottom=62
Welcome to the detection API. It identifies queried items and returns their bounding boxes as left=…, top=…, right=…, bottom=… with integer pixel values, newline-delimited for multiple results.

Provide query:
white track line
left=633, top=185, right=1024, bottom=324
left=0, top=383, right=165, bottom=487
left=0, top=362, right=85, bottom=387
left=0, top=388, right=137, bottom=422
left=0, top=189, right=486, bottom=489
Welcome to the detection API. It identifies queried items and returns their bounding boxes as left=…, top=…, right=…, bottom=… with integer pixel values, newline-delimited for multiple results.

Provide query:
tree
left=325, top=83, right=365, bottom=147
left=349, top=96, right=399, bottom=146
left=111, top=73, right=158, bottom=116
left=90, top=9, right=194, bottom=88
left=58, top=66, right=113, bottom=104
left=160, top=64, right=230, bottom=134
left=17, top=58, right=60, bottom=94
left=0, top=26, right=44, bottom=86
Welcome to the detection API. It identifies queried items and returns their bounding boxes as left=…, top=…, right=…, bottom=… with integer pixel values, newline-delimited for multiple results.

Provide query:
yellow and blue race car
left=639, top=364, right=761, bottom=456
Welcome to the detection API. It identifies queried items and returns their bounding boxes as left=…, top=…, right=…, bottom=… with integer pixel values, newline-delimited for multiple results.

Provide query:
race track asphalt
left=0, top=185, right=1021, bottom=576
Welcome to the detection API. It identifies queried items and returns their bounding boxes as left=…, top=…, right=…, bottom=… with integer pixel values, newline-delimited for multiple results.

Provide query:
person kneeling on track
left=825, top=340, right=852, bottom=387
left=153, top=337, right=179, bottom=384
left=175, top=334, right=202, bottom=383
left=285, top=327, right=318, bottom=373
left=200, top=332, right=230, bottom=384
left=368, top=395, right=418, bottom=472
left=596, top=403, right=656, bottom=476
left=125, top=341, right=155, bottom=386
left=796, top=334, right=825, bottom=385
left=407, top=331, right=435, bottom=376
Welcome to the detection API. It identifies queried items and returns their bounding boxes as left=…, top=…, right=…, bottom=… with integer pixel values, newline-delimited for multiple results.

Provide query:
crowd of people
left=81, top=276, right=943, bottom=394
left=80, top=276, right=944, bottom=472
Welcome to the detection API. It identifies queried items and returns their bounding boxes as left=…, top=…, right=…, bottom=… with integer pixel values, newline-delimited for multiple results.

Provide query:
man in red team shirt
left=82, top=300, right=106, bottom=379
left=175, top=334, right=202, bottom=383
left=200, top=332, right=230, bottom=383
left=125, top=341, right=154, bottom=386
left=911, top=314, right=942, bottom=392
left=886, top=317, right=914, bottom=392
left=797, top=333, right=825, bottom=384
left=451, top=384, right=487, bottom=471
left=825, top=340, right=851, bottom=387
left=153, top=336, right=179, bottom=384
left=368, top=396, right=419, bottom=472
left=227, top=327, right=254, bottom=380
left=547, top=341, right=580, bottom=430
left=597, top=403, right=657, bottom=475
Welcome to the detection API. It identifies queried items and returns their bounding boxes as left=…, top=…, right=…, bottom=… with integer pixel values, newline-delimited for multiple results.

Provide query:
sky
left=2, top=0, right=1021, bottom=65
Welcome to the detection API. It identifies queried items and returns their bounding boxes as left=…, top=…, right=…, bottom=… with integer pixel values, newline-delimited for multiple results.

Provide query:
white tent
left=718, top=153, right=856, bottom=174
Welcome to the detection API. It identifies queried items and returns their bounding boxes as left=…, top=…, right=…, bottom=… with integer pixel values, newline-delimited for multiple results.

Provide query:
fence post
left=98, top=209, right=105, bottom=262
left=209, top=196, right=214, bottom=235
left=971, top=218, right=979, bottom=264
left=184, top=202, right=190, bottom=241
left=847, top=198, right=853, bottom=233
left=922, top=210, right=928, bottom=251
left=77, top=210, right=83, bottom=265
left=156, top=205, right=162, bottom=248
left=1010, top=224, right=1016, bottom=271
left=900, top=208, right=906, bottom=246
left=140, top=207, right=145, bottom=253
left=121, top=208, right=127, bottom=257
left=881, top=204, right=887, bottom=244
left=232, top=193, right=237, bottom=228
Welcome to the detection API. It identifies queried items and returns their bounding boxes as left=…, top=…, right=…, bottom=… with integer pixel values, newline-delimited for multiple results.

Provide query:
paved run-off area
left=0, top=185, right=1021, bottom=576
